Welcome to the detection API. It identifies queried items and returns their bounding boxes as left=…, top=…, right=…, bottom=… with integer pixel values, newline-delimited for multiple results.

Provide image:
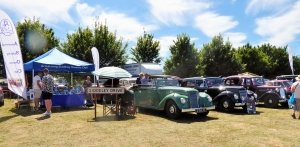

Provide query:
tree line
left=0, top=17, right=299, bottom=79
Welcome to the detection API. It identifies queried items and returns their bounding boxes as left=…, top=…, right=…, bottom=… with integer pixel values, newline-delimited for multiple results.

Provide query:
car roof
left=226, top=75, right=262, bottom=78
left=182, top=77, right=222, bottom=80
left=267, top=80, right=291, bottom=82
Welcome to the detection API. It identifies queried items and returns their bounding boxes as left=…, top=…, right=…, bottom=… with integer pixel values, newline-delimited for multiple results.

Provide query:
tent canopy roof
left=24, top=48, right=95, bottom=72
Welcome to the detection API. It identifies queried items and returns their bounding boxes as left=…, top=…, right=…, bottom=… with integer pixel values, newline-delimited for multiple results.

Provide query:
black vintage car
left=181, top=77, right=257, bottom=112
left=224, top=75, right=286, bottom=108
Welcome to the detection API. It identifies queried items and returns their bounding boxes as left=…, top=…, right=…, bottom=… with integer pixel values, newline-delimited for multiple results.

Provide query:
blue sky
left=0, top=0, right=299, bottom=65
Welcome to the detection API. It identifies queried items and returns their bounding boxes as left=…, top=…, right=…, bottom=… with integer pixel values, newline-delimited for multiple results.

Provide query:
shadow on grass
left=212, top=107, right=264, bottom=115
left=35, top=115, right=51, bottom=120
left=88, top=115, right=136, bottom=122
left=0, top=115, right=18, bottom=123
left=256, top=104, right=290, bottom=110
left=9, top=106, right=93, bottom=117
left=137, top=108, right=218, bottom=123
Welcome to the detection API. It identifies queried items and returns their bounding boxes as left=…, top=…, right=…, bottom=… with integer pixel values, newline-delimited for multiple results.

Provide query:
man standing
left=136, top=72, right=144, bottom=84
left=141, top=73, right=149, bottom=84
left=33, top=72, right=43, bottom=111
left=41, top=68, right=54, bottom=116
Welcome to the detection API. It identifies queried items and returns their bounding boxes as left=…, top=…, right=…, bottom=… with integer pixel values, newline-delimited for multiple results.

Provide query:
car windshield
left=252, top=78, right=265, bottom=86
left=283, top=81, right=293, bottom=87
left=156, top=79, right=179, bottom=87
left=206, top=78, right=224, bottom=86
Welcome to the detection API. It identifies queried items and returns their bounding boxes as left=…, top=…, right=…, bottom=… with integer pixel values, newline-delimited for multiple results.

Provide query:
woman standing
left=291, top=75, right=300, bottom=119
left=41, top=68, right=54, bottom=116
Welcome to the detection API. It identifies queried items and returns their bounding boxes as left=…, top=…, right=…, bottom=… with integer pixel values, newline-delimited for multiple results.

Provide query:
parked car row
left=117, top=73, right=296, bottom=119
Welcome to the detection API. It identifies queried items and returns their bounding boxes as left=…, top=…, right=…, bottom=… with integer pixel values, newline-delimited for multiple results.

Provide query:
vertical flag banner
left=288, top=47, right=294, bottom=75
left=91, top=47, right=99, bottom=80
left=0, top=10, right=27, bottom=98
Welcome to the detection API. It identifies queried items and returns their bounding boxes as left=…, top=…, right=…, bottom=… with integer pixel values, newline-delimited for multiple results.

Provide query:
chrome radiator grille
left=189, top=92, right=199, bottom=108
left=239, top=89, right=247, bottom=100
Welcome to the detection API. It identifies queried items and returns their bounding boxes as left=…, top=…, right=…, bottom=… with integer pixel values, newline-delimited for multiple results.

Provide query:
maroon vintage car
left=224, top=75, right=286, bottom=108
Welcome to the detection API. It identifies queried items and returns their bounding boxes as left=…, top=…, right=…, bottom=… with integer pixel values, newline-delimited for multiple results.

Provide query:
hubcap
left=169, top=105, right=176, bottom=114
left=268, top=99, right=273, bottom=103
left=223, top=101, right=229, bottom=108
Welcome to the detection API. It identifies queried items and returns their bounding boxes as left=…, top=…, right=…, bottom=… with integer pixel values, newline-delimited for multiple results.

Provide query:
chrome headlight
left=180, top=98, right=186, bottom=104
left=207, top=96, right=212, bottom=102
left=234, top=93, right=239, bottom=99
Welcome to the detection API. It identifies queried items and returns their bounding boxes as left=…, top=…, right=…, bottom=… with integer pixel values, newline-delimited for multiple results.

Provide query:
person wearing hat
left=136, top=72, right=144, bottom=85
left=291, top=75, right=300, bottom=119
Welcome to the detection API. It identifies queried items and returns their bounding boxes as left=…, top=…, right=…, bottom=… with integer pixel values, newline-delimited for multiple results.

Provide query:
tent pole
left=71, top=72, right=73, bottom=86
left=32, top=69, right=34, bottom=90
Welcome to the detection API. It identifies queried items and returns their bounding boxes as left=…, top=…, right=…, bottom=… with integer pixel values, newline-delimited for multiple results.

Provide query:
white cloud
left=245, top=0, right=292, bottom=15
left=75, top=3, right=158, bottom=42
left=194, top=12, right=239, bottom=37
left=147, top=0, right=210, bottom=26
left=255, top=1, right=300, bottom=46
left=155, top=36, right=176, bottom=60
left=231, top=0, right=236, bottom=4
left=223, top=32, right=247, bottom=48
left=0, top=0, right=77, bottom=25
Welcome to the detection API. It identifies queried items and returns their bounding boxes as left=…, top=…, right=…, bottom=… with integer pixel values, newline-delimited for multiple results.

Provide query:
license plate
left=195, top=108, right=206, bottom=113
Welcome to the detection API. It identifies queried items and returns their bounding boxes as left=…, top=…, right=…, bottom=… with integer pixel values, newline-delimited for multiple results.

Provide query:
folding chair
left=103, top=94, right=119, bottom=116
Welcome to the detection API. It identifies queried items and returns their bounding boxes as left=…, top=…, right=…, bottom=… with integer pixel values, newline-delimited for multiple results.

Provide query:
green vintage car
left=124, top=75, right=215, bottom=119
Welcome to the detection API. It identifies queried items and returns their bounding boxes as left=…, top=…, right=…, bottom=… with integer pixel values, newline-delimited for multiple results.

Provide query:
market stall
left=23, top=48, right=95, bottom=108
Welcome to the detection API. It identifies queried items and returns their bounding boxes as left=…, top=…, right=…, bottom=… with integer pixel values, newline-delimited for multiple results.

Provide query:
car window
left=252, top=78, right=265, bottom=86
left=186, top=80, right=195, bottom=87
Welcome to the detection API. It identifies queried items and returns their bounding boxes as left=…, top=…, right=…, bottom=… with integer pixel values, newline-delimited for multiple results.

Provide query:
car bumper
left=182, top=105, right=215, bottom=113
left=279, top=99, right=287, bottom=103
left=235, top=103, right=246, bottom=107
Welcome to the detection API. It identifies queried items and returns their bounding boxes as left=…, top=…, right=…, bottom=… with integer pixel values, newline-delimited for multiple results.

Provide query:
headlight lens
left=234, top=93, right=239, bottom=99
left=207, top=96, right=212, bottom=102
left=180, top=98, right=186, bottom=104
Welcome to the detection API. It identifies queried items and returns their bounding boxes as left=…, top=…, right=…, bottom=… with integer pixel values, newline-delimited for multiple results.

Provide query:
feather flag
left=288, top=47, right=294, bottom=75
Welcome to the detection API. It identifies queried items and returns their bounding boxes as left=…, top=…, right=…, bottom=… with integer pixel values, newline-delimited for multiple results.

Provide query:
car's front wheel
left=219, top=97, right=234, bottom=112
left=165, top=100, right=181, bottom=119
left=264, top=96, right=278, bottom=108
left=197, top=111, right=209, bottom=116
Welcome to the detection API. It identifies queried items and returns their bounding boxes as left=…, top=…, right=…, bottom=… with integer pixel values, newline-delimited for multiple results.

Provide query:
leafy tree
left=0, top=17, right=59, bottom=78
left=164, top=33, right=200, bottom=78
left=130, top=31, right=162, bottom=63
left=60, top=27, right=94, bottom=62
left=235, top=43, right=271, bottom=76
left=258, top=43, right=290, bottom=78
left=61, top=21, right=128, bottom=67
left=199, top=34, right=245, bottom=77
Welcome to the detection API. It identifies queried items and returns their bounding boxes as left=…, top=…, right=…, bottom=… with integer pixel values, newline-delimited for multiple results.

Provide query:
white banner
left=288, top=47, right=294, bottom=75
left=0, top=10, right=27, bottom=98
left=91, top=47, right=99, bottom=80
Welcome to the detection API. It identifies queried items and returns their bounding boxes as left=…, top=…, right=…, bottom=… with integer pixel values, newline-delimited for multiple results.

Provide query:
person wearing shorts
left=33, top=72, right=43, bottom=111
left=41, top=68, right=54, bottom=116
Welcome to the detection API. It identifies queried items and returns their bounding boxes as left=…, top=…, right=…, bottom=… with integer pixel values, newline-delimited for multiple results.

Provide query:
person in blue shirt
left=141, top=73, right=149, bottom=84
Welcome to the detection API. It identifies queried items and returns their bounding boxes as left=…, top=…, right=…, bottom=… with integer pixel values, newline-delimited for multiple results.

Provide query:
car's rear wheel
left=165, top=100, right=181, bottom=119
left=264, top=96, right=278, bottom=108
left=219, top=97, right=234, bottom=112
left=197, top=111, right=209, bottom=116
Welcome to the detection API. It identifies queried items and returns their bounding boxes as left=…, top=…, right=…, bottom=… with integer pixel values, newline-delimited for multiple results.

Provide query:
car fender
left=213, top=91, right=235, bottom=104
left=258, top=91, right=281, bottom=102
left=157, top=93, right=187, bottom=111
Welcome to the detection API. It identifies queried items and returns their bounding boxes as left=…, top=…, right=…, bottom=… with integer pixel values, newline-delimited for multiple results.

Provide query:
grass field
left=1, top=98, right=300, bottom=147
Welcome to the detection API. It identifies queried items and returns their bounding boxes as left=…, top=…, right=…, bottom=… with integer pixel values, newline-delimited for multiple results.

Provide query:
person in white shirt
left=33, top=72, right=43, bottom=111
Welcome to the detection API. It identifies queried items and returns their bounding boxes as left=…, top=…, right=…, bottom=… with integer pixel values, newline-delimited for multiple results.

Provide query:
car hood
left=157, top=86, right=198, bottom=93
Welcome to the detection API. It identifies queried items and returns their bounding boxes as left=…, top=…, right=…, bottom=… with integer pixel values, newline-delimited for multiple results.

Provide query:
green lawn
left=0, top=98, right=299, bottom=147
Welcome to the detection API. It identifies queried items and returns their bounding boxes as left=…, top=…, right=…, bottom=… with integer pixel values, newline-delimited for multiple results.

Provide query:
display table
left=40, top=94, right=85, bottom=107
